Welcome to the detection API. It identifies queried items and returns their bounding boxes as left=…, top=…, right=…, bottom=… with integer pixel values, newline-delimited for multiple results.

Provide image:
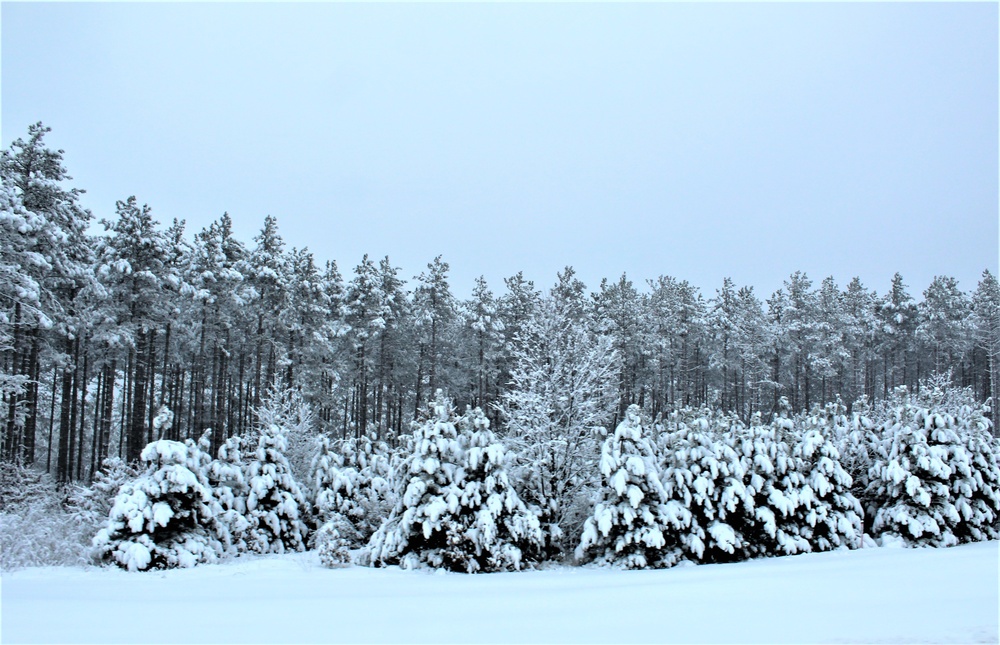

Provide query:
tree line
left=2, top=122, right=999, bottom=484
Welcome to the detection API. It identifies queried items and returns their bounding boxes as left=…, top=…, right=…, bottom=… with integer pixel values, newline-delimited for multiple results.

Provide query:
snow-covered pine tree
left=460, top=275, right=505, bottom=417
left=913, top=376, right=1000, bottom=543
left=954, top=423, right=1000, bottom=542
left=868, top=392, right=966, bottom=547
left=830, top=396, right=881, bottom=530
left=93, top=440, right=224, bottom=571
left=366, top=391, right=465, bottom=570
left=660, top=408, right=755, bottom=563
left=731, top=411, right=798, bottom=557
left=576, top=405, right=687, bottom=569
left=367, top=392, right=542, bottom=572
left=244, top=424, right=309, bottom=554
left=787, top=402, right=864, bottom=551
left=451, top=406, right=543, bottom=571
left=747, top=405, right=813, bottom=556
left=312, top=433, right=395, bottom=563
left=206, top=434, right=251, bottom=555
left=311, top=435, right=341, bottom=523
left=310, top=435, right=352, bottom=564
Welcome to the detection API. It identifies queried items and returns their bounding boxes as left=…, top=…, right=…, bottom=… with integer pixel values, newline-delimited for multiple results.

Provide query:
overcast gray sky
left=2, top=2, right=997, bottom=299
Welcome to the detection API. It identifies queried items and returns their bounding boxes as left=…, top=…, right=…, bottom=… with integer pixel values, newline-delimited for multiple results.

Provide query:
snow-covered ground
left=2, top=541, right=997, bottom=644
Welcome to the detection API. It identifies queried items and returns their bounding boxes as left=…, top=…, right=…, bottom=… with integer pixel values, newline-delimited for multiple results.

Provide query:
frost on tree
left=453, top=406, right=544, bottom=571
left=496, top=288, right=618, bottom=560
left=936, top=383, right=1000, bottom=543
left=577, top=405, right=687, bottom=569
left=367, top=392, right=542, bottom=573
left=955, top=424, right=1000, bottom=542
left=313, top=434, right=394, bottom=548
left=244, top=424, right=309, bottom=554
left=93, top=440, right=224, bottom=571
left=831, top=397, right=882, bottom=528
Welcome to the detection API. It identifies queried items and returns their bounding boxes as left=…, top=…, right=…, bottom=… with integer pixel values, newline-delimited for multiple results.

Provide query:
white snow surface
left=3, top=541, right=997, bottom=644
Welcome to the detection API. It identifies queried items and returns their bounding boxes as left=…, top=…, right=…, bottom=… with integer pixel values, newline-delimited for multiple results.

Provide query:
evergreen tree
left=93, top=440, right=224, bottom=570
left=659, top=408, right=755, bottom=563
left=577, top=405, right=686, bottom=568
left=1, top=123, right=95, bottom=468
left=877, top=273, right=918, bottom=396
left=593, top=274, right=645, bottom=423
left=972, top=270, right=1000, bottom=424
left=245, top=215, right=290, bottom=412
left=244, top=423, right=309, bottom=554
left=312, top=434, right=394, bottom=549
left=367, top=392, right=542, bottom=572
left=461, top=276, right=504, bottom=418
left=868, top=390, right=967, bottom=546
left=917, top=276, right=972, bottom=376
left=412, top=256, right=459, bottom=408
left=98, top=197, right=185, bottom=463
left=206, top=434, right=251, bottom=554
left=786, top=403, right=864, bottom=551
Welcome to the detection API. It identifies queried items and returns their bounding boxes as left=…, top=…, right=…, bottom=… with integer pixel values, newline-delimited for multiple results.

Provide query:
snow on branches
left=93, top=440, right=224, bottom=571
left=366, top=391, right=542, bottom=573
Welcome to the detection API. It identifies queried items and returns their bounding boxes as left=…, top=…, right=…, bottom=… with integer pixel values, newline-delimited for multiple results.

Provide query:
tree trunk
left=128, top=329, right=148, bottom=464
left=46, top=365, right=57, bottom=474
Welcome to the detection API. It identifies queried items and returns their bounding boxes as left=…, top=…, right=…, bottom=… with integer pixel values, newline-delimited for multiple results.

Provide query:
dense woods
left=3, top=123, right=997, bottom=485
left=2, top=122, right=999, bottom=575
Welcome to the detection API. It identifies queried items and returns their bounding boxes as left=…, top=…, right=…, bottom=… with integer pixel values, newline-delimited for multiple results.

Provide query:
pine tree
left=366, top=391, right=465, bottom=570
left=93, top=440, right=225, bottom=570
left=729, top=410, right=804, bottom=557
left=786, top=403, right=864, bottom=551
left=659, top=408, right=754, bottom=563
left=245, top=215, right=290, bottom=412
left=576, top=405, right=686, bottom=568
left=972, top=270, right=1000, bottom=422
left=312, top=434, right=394, bottom=549
left=367, top=392, right=541, bottom=572
left=917, top=276, right=972, bottom=376
left=206, top=434, right=251, bottom=554
left=244, top=423, right=309, bottom=554
left=593, top=274, right=645, bottom=423
left=98, top=197, right=184, bottom=464
left=842, top=277, right=880, bottom=404
left=1, top=123, right=95, bottom=468
left=461, top=276, right=504, bottom=417
left=868, top=391, right=967, bottom=547
left=412, top=256, right=458, bottom=407
left=452, top=406, right=544, bottom=571
left=877, top=273, right=918, bottom=396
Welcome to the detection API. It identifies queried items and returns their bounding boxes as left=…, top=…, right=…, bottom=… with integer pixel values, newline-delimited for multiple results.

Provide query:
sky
left=2, top=2, right=997, bottom=300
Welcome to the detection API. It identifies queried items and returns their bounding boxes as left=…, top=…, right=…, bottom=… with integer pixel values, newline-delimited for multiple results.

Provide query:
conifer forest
left=2, top=123, right=999, bottom=576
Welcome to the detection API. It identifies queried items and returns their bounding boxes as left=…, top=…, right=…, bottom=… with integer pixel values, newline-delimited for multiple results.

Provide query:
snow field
left=3, top=540, right=997, bottom=644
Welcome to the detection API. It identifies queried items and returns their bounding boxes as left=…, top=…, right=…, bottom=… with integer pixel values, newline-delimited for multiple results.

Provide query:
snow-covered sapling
left=577, top=405, right=688, bottom=569
left=93, top=440, right=225, bottom=571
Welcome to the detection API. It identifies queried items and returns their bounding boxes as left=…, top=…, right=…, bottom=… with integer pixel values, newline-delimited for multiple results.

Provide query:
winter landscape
left=2, top=3, right=999, bottom=645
